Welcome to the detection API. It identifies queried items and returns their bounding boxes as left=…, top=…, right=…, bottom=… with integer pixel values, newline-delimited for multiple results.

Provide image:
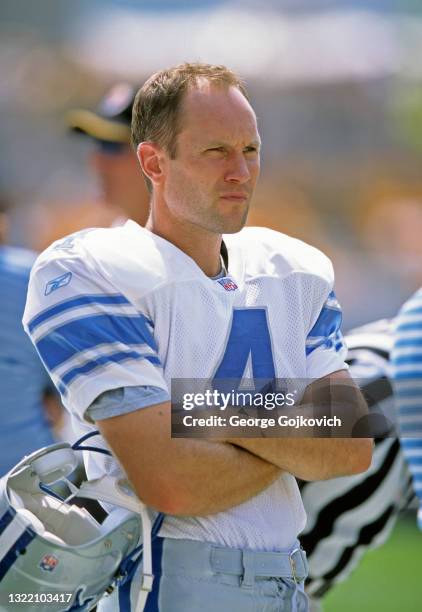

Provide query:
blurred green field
left=323, top=515, right=422, bottom=612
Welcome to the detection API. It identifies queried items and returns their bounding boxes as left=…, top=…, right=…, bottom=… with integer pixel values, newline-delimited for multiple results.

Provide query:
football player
left=23, top=62, right=371, bottom=612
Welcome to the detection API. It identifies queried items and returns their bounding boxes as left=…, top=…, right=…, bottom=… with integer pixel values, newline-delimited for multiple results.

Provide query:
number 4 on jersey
left=213, top=308, right=276, bottom=390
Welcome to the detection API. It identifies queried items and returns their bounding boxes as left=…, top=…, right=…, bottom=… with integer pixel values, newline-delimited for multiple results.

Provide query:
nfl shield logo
left=39, top=554, right=59, bottom=572
left=218, top=277, right=238, bottom=291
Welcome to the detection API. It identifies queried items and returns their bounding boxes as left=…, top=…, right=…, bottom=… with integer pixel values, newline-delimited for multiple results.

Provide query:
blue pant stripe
left=144, top=536, right=164, bottom=612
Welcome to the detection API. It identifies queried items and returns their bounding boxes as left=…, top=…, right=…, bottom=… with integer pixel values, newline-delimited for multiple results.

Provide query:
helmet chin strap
left=75, top=476, right=157, bottom=610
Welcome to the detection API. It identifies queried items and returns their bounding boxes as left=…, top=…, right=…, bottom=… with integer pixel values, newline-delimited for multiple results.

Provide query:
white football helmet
left=0, top=438, right=161, bottom=611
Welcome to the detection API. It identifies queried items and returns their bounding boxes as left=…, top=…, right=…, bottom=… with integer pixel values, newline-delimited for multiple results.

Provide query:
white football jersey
left=23, top=221, right=347, bottom=551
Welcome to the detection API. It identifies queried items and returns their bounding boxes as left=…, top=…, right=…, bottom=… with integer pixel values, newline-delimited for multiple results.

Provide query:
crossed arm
left=97, top=369, right=372, bottom=515
left=97, top=401, right=280, bottom=516
left=227, top=370, right=372, bottom=481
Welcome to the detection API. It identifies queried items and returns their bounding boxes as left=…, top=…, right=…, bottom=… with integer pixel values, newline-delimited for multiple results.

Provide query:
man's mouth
left=219, top=193, right=248, bottom=202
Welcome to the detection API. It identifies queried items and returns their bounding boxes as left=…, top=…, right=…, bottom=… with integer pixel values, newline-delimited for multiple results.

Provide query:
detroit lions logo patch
left=45, top=272, right=72, bottom=296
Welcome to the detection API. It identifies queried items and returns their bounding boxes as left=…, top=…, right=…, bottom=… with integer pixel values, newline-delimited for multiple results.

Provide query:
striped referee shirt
left=0, top=246, right=55, bottom=475
left=391, top=289, right=422, bottom=531
left=299, top=319, right=414, bottom=600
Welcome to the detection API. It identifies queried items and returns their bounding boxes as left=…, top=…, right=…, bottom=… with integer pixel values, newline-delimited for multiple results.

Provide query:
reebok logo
left=45, top=272, right=72, bottom=296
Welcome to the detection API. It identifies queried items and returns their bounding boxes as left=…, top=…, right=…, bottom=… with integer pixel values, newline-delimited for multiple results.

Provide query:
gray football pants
left=99, top=536, right=309, bottom=611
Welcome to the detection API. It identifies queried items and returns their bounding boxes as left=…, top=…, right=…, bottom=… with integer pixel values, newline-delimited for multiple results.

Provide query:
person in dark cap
left=67, top=82, right=150, bottom=226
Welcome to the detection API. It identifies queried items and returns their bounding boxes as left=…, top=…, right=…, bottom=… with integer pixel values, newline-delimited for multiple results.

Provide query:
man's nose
left=224, top=152, right=252, bottom=183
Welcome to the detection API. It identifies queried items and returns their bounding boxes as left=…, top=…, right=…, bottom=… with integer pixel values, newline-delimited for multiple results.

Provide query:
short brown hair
left=131, top=62, right=249, bottom=189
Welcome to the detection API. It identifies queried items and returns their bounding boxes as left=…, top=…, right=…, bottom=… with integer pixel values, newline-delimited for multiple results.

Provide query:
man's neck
left=146, top=209, right=222, bottom=278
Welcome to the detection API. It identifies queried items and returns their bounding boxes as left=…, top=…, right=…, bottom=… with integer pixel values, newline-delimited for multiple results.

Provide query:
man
left=0, top=198, right=57, bottom=475
left=301, top=319, right=414, bottom=610
left=23, top=63, right=371, bottom=612
left=391, top=292, right=422, bottom=532
left=67, top=82, right=150, bottom=225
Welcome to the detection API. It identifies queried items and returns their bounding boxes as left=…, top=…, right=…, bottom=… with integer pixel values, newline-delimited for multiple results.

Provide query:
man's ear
left=137, top=142, right=165, bottom=187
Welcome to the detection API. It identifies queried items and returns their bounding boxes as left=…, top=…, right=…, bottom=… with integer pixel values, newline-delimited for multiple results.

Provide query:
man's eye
left=244, top=147, right=258, bottom=154
left=207, top=147, right=225, bottom=153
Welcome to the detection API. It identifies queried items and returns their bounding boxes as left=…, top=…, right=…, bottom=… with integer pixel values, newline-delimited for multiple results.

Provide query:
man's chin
left=215, top=204, right=250, bottom=234
left=221, top=221, right=247, bottom=234
left=223, top=211, right=249, bottom=234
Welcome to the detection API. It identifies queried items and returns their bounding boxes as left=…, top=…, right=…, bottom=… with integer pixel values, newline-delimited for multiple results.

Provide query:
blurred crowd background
left=1, top=0, right=422, bottom=327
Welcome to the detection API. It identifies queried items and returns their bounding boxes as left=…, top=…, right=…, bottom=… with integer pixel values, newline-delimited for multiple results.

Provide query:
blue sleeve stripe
left=59, top=350, right=161, bottom=390
left=393, top=354, right=422, bottom=365
left=395, top=322, right=422, bottom=333
left=394, top=338, right=422, bottom=348
left=396, top=388, right=422, bottom=398
left=392, top=294, right=422, bottom=521
left=398, top=406, right=422, bottom=417
left=335, top=340, right=344, bottom=352
left=400, top=306, right=422, bottom=316
left=400, top=457, right=422, bottom=465
left=307, top=306, right=342, bottom=340
left=28, top=294, right=132, bottom=333
left=394, top=371, right=422, bottom=380
left=401, top=439, right=422, bottom=450
left=36, top=314, right=158, bottom=371
left=306, top=331, right=344, bottom=356
left=306, top=298, right=344, bottom=356
left=306, top=337, right=344, bottom=356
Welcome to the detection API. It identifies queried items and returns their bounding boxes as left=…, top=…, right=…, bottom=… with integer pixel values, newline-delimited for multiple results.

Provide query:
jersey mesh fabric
left=144, top=273, right=341, bottom=383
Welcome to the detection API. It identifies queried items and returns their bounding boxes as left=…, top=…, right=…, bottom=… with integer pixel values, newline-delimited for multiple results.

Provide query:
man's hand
left=226, top=370, right=373, bottom=481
